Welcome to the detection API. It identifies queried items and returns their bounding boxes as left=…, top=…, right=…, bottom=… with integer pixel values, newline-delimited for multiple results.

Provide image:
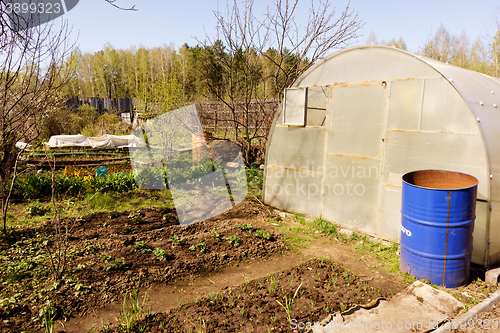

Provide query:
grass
left=275, top=213, right=405, bottom=280
left=5, top=188, right=174, bottom=228
left=116, top=288, right=147, bottom=332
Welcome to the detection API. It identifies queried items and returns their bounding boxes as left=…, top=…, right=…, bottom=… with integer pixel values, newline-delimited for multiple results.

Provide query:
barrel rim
left=402, top=169, right=478, bottom=191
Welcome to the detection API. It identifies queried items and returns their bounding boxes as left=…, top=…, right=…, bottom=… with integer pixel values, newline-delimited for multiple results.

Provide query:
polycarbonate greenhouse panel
left=283, top=87, right=307, bottom=126
left=328, top=83, right=387, bottom=160
left=322, top=155, right=381, bottom=234
left=388, top=79, right=424, bottom=131
left=265, top=166, right=323, bottom=218
left=420, top=78, right=479, bottom=134
left=379, top=185, right=403, bottom=240
left=298, top=47, right=441, bottom=87
left=382, top=130, right=488, bottom=199
left=266, top=126, right=325, bottom=171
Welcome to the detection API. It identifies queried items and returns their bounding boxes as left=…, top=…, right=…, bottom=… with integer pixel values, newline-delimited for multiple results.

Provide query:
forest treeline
left=60, top=23, right=500, bottom=111
left=61, top=42, right=308, bottom=112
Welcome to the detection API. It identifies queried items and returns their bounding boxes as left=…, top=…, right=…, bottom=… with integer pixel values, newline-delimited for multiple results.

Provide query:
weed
left=237, top=223, right=253, bottom=231
left=26, top=200, right=47, bottom=217
left=152, top=247, right=168, bottom=261
left=76, top=216, right=87, bottom=223
left=268, top=275, right=278, bottom=293
left=171, top=234, right=185, bottom=246
left=128, top=211, right=143, bottom=224
left=224, top=235, right=241, bottom=247
left=276, top=282, right=303, bottom=322
left=211, top=230, right=220, bottom=238
left=40, top=300, right=56, bottom=333
left=162, top=213, right=175, bottom=221
left=311, top=218, right=345, bottom=241
left=340, top=303, right=347, bottom=312
left=288, top=278, right=294, bottom=288
left=332, top=276, right=338, bottom=286
left=311, top=300, right=316, bottom=306
left=189, top=318, right=206, bottom=332
left=270, top=315, right=277, bottom=323
left=343, top=271, right=352, bottom=285
left=100, top=254, right=113, bottom=263
left=208, top=291, right=218, bottom=303
left=156, top=207, right=169, bottom=214
left=177, top=297, right=183, bottom=307
left=116, top=288, right=147, bottom=332
left=100, top=320, right=111, bottom=332
left=131, top=241, right=152, bottom=253
left=105, top=259, right=129, bottom=272
left=108, top=211, right=118, bottom=219
left=189, top=242, right=207, bottom=253
left=124, top=226, right=135, bottom=234
left=255, top=229, right=270, bottom=240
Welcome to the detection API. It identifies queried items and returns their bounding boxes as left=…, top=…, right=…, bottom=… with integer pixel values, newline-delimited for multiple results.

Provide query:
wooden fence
left=196, top=99, right=278, bottom=135
left=66, top=97, right=135, bottom=113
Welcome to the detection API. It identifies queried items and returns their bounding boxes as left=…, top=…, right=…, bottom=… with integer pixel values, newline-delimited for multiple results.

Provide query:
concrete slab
left=311, top=281, right=463, bottom=333
left=408, top=281, right=463, bottom=315
left=485, top=267, right=500, bottom=284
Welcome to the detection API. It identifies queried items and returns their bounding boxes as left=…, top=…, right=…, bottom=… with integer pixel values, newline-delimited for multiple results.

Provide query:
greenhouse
left=263, top=45, right=500, bottom=267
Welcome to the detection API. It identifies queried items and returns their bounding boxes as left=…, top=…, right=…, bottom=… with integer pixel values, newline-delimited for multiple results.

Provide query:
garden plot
left=0, top=200, right=284, bottom=332
left=1, top=187, right=494, bottom=332
left=111, top=258, right=403, bottom=333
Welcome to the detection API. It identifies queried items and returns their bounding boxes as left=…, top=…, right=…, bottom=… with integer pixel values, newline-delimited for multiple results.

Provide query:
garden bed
left=115, top=257, right=402, bottom=333
left=0, top=199, right=285, bottom=332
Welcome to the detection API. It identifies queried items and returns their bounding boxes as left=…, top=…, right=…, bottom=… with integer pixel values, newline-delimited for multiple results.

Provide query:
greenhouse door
left=321, top=81, right=388, bottom=235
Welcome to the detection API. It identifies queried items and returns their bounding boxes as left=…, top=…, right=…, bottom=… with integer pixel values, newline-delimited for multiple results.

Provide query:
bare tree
left=0, top=5, right=73, bottom=234
left=197, top=0, right=363, bottom=164
left=104, top=0, right=137, bottom=11
left=420, top=24, right=458, bottom=63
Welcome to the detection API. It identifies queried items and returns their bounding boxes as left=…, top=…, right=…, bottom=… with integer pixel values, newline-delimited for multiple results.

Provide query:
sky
left=59, top=0, right=498, bottom=55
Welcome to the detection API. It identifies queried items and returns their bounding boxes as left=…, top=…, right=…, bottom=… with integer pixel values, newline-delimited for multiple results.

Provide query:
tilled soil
left=108, top=258, right=404, bottom=333
left=0, top=199, right=285, bottom=332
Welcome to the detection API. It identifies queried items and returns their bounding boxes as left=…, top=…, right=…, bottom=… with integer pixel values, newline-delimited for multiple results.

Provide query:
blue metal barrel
left=400, top=170, right=478, bottom=288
